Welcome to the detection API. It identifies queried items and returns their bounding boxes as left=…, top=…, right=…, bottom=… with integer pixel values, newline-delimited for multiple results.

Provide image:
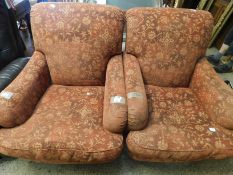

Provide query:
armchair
left=0, top=3, right=126, bottom=164
left=125, top=8, right=233, bottom=162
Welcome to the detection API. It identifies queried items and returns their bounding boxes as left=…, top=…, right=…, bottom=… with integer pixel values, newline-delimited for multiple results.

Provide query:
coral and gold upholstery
left=0, top=3, right=126, bottom=163
left=124, top=54, right=148, bottom=130
left=32, top=3, right=124, bottom=86
left=125, top=8, right=233, bottom=162
left=126, top=8, right=213, bottom=87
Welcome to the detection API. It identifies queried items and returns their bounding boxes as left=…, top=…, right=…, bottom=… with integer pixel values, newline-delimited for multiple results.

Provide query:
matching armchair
left=125, top=8, right=233, bottom=162
left=0, top=3, right=127, bottom=163
left=0, top=3, right=232, bottom=164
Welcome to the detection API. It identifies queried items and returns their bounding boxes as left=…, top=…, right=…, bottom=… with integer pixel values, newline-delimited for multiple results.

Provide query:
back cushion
left=126, top=8, right=213, bottom=87
left=31, top=3, right=124, bottom=85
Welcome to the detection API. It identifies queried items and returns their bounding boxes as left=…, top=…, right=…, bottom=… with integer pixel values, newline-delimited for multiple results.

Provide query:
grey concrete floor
left=206, top=47, right=233, bottom=82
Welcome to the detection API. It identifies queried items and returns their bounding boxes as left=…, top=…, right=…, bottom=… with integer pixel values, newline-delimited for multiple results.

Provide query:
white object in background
left=96, top=0, right=106, bottom=4
left=63, top=0, right=79, bottom=2
left=13, top=0, right=24, bottom=6
left=153, top=0, right=163, bottom=7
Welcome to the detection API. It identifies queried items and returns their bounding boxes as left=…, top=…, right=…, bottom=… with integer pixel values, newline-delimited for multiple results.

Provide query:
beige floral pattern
left=126, top=8, right=213, bottom=87
left=0, top=85, right=123, bottom=163
left=103, top=55, right=127, bottom=133
left=127, top=85, right=233, bottom=162
left=0, top=51, right=50, bottom=128
left=31, top=3, right=124, bottom=85
left=190, top=59, right=233, bottom=129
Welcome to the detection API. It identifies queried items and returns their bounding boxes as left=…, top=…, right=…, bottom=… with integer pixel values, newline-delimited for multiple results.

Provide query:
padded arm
left=0, top=51, right=50, bottom=128
left=190, top=58, right=233, bottom=129
left=124, top=54, right=148, bottom=130
left=103, top=55, right=127, bottom=133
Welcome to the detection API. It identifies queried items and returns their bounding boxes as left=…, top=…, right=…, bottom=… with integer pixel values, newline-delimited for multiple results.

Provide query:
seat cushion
left=0, top=85, right=123, bottom=163
left=127, top=85, right=233, bottom=162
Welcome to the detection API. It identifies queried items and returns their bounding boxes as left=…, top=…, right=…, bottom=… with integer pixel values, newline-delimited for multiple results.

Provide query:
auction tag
left=127, top=92, right=143, bottom=99
left=110, top=96, right=126, bottom=104
left=0, top=91, right=13, bottom=100
left=209, top=128, right=216, bottom=132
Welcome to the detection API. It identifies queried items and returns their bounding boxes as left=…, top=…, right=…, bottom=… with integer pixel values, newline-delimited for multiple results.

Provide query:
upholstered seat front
left=124, top=8, right=233, bottom=162
left=0, top=3, right=127, bottom=163
left=0, top=85, right=122, bottom=163
left=127, top=85, right=233, bottom=162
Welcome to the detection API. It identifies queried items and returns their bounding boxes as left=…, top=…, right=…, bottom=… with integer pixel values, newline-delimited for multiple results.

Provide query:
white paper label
left=127, top=92, right=143, bottom=99
left=49, top=4, right=56, bottom=8
left=110, top=96, right=126, bottom=104
left=209, top=128, right=216, bottom=132
left=0, top=91, right=13, bottom=100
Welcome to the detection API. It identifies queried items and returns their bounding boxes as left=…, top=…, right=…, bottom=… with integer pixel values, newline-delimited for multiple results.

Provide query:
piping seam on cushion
left=0, top=142, right=123, bottom=153
left=127, top=137, right=219, bottom=152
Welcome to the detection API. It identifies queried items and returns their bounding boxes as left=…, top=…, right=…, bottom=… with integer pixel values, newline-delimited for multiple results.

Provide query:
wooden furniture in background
left=175, top=0, right=232, bottom=48
left=197, top=0, right=233, bottom=47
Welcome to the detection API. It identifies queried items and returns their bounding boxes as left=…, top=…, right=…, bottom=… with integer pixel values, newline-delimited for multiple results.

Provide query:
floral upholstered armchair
left=124, top=8, right=233, bottom=162
left=0, top=3, right=127, bottom=163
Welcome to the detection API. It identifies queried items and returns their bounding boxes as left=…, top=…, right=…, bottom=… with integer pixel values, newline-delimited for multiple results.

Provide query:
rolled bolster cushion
left=103, top=55, right=127, bottom=133
left=0, top=51, right=50, bottom=128
left=127, top=91, right=148, bottom=130
left=124, top=54, right=148, bottom=130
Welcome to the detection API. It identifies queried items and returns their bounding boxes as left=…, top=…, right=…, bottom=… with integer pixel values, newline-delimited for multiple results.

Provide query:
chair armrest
left=0, top=57, right=30, bottom=92
left=0, top=51, right=50, bottom=128
left=124, top=54, right=148, bottom=130
left=190, top=58, right=233, bottom=129
left=103, top=55, right=127, bottom=133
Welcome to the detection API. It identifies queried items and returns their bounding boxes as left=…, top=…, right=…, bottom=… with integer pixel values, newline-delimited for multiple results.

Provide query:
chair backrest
left=31, top=3, right=124, bottom=86
left=126, top=8, right=213, bottom=87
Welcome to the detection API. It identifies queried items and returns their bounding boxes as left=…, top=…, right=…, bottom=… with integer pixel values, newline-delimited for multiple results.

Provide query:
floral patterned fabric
left=0, top=3, right=125, bottom=163
left=0, top=51, right=50, bottom=128
left=31, top=3, right=124, bottom=86
left=103, top=55, right=127, bottom=133
left=123, top=54, right=148, bottom=130
left=125, top=8, right=213, bottom=87
left=0, top=85, right=123, bottom=163
left=190, top=59, right=233, bottom=130
left=124, top=8, right=233, bottom=162
left=127, top=85, right=233, bottom=162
